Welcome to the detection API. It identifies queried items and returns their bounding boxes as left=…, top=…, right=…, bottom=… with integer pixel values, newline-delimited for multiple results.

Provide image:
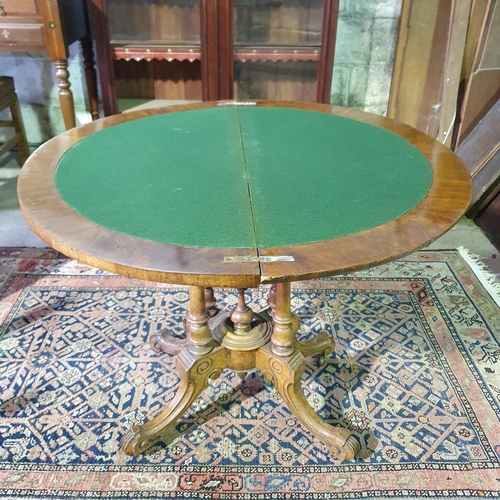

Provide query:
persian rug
left=0, top=247, right=500, bottom=499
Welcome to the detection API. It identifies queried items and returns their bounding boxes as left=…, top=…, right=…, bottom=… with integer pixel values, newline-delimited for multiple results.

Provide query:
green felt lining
left=55, top=107, right=433, bottom=248
left=55, top=108, right=256, bottom=248
left=238, top=107, right=433, bottom=247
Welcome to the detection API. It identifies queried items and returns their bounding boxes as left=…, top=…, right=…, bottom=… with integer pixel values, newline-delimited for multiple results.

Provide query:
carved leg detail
left=256, top=345, right=359, bottom=461
left=295, top=331, right=335, bottom=364
left=121, top=344, right=226, bottom=455
left=150, top=329, right=187, bottom=355
left=151, top=286, right=218, bottom=356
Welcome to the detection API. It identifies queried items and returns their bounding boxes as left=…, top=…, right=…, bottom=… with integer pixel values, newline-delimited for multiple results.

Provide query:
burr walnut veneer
left=17, top=101, right=472, bottom=460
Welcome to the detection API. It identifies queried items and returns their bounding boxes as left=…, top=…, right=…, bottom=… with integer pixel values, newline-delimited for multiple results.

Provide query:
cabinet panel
left=0, top=23, right=45, bottom=50
left=234, top=60, right=318, bottom=102
left=1, top=0, right=38, bottom=16
left=232, top=0, right=328, bottom=102
left=234, top=0, right=324, bottom=44
left=114, top=59, right=202, bottom=100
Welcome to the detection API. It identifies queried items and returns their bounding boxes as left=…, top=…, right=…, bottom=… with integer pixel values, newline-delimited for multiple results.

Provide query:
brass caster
left=314, top=355, right=326, bottom=366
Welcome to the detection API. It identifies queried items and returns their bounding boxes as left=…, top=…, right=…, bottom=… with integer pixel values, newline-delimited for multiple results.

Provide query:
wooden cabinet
left=232, top=0, right=337, bottom=103
left=89, top=0, right=339, bottom=116
left=0, top=0, right=99, bottom=129
left=108, top=0, right=202, bottom=105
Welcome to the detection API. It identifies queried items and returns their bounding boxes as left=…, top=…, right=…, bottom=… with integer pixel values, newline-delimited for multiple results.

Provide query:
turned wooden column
left=54, top=60, right=75, bottom=130
left=81, top=35, right=100, bottom=121
left=267, top=284, right=276, bottom=318
left=205, top=287, right=219, bottom=317
left=228, top=288, right=255, bottom=378
left=186, top=285, right=213, bottom=356
left=231, top=289, right=253, bottom=334
left=271, top=282, right=296, bottom=357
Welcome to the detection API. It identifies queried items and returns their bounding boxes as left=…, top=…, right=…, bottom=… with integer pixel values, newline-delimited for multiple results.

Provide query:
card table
left=17, top=101, right=472, bottom=460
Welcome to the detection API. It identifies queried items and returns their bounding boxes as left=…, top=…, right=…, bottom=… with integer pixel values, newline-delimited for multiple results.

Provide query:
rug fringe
left=457, top=246, right=500, bottom=307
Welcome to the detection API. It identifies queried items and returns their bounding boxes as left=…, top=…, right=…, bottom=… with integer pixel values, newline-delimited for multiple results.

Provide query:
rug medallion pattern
left=0, top=248, right=499, bottom=498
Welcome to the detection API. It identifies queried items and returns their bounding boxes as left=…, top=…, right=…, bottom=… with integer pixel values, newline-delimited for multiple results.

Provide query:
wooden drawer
left=0, top=22, right=44, bottom=50
left=0, top=0, right=38, bottom=16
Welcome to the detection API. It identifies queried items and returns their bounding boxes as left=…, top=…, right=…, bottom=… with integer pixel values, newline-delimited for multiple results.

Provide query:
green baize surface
left=55, top=107, right=433, bottom=248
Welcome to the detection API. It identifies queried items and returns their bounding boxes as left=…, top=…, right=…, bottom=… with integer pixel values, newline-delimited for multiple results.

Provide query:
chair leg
left=9, top=98, right=30, bottom=165
left=81, top=35, right=100, bottom=121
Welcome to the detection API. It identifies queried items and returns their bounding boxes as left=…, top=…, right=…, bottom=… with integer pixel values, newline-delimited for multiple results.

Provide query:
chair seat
left=0, top=77, right=15, bottom=94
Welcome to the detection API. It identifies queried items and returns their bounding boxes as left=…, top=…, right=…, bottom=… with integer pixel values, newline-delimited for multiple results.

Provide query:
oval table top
left=18, top=101, right=472, bottom=288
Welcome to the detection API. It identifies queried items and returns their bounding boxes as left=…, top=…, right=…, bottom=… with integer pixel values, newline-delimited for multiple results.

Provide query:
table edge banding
left=17, top=100, right=472, bottom=287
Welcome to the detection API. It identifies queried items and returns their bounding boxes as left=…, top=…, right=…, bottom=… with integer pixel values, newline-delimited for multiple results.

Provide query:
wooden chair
left=0, top=77, right=30, bottom=166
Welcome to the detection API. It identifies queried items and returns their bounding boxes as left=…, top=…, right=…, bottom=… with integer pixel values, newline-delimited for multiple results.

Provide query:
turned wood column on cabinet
left=0, top=0, right=99, bottom=129
left=88, top=0, right=339, bottom=116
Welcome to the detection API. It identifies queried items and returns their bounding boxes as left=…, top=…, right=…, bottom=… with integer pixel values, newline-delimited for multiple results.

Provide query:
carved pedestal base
left=120, top=285, right=360, bottom=461
left=121, top=342, right=226, bottom=455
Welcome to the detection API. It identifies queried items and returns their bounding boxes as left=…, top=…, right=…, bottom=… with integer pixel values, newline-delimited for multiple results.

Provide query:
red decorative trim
left=112, top=46, right=201, bottom=62
left=235, top=47, right=320, bottom=63
left=112, top=46, right=319, bottom=64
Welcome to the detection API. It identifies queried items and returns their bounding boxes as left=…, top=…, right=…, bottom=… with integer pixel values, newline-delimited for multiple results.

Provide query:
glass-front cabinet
left=104, top=0, right=203, bottom=107
left=90, top=0, right=338, bottom=115
left=107, top=0, right=201, bottom=44
left=233, top=0, right=327, bottom=102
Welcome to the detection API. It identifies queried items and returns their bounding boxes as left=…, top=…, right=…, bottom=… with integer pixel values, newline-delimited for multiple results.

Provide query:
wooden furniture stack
left=89, top=0, right=340, bottom=115
left=0, top=0, right=99, bottom=130
left=388, top=0, right=500, bottom=249
left=388, top=0, right=500, bottom=147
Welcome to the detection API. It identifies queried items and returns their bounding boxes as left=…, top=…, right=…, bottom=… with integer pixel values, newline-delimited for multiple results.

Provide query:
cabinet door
left=106, top=0, right=203, bottom=102
left=91, top=0, right=338, bottom=113
left=107, top=0, right=200, bottom=44
left=232, top=0, right=338, bottom=103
